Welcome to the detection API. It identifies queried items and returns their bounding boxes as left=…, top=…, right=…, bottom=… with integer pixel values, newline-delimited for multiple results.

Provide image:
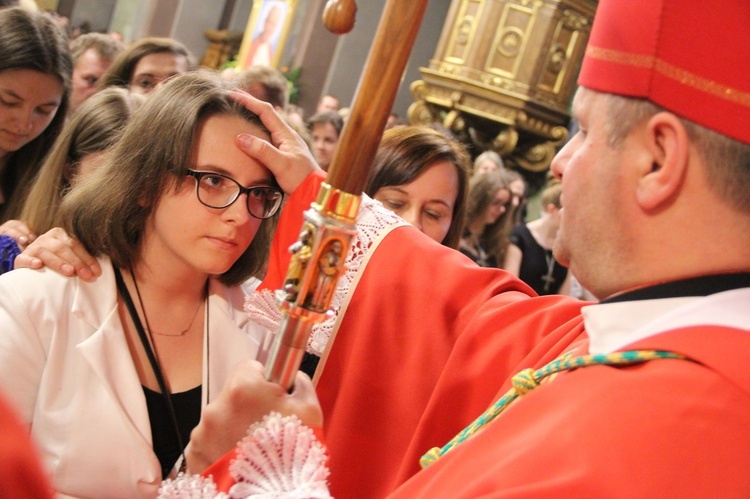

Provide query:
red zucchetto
left=579, top=0, right=750, bottom=145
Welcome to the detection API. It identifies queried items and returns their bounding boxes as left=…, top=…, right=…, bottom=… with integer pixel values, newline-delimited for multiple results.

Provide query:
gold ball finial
left=323, top=0, right=357, bottom=34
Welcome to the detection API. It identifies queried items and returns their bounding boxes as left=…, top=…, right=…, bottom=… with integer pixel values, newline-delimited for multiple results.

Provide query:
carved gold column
left=201, top=29, right=244, bottom=69
left=409, top=0, right=596, bottom=172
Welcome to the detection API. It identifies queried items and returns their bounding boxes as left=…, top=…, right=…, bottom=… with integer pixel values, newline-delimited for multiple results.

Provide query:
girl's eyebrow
left=425, top=199, right=452, bottom=208
left=380, top=185, right=408, bottom=195
left=191, top=165, right=274, bottom=186
left=0, top=88, right=60, bottom=107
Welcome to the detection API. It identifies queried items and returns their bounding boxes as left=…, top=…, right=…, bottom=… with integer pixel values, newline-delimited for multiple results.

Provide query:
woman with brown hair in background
left=365, top=125, right=470, bottom=249
left=0, top=88, right=143, bottom=274
left=0, top=7, right=71, bottom=236
left=459, top=170, right=513, bottom=267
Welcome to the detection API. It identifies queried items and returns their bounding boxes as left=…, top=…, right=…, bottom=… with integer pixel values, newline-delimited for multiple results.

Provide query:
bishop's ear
left=636, top=111, right=690, bottom=211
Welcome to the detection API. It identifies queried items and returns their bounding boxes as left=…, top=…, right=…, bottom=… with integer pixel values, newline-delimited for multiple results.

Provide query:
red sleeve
left=314, top=225, right=586, bottom=498
left=260, top=170, right=327, bottom=292
left=0, top=393, right=53, bottom=498
left=200, top=448, right=237, bottom=493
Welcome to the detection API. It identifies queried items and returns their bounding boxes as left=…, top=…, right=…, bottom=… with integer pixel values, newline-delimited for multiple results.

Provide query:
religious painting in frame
left=237, top=0, right=298, bottom=70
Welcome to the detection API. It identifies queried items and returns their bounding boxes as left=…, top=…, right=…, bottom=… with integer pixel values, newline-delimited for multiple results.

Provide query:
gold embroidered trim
left=585, top=46, right=750, bottom=109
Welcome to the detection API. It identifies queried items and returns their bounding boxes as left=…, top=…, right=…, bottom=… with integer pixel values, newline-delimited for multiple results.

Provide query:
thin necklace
left=114, top=267, right=210, bottom=474
left=114, top=268, right=189, bottom=472
left=132, top=276, right=205, bottom=337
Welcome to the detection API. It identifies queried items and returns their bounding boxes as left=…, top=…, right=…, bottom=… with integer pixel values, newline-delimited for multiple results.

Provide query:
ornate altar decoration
left=409, top=0, right=597, bottom=172
left=201, top=29, right=244, bottom=69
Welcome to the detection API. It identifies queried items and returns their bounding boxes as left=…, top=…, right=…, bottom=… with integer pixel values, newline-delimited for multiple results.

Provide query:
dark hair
left=0, top=7, right=72, bottom=221
left=503, top=169, right=528, bottom=226
left=98, top=37, right=193, bottom=89
left=365, top=126, right=470, bottom=248
left=307, top=111, right=343, bottom=137
left=465, top=170, right=513, bottom=264
left=60, top=70, right=277, bottom=285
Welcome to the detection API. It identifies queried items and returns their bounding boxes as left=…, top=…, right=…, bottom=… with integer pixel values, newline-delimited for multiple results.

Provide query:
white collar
left=584, top=288, right=750, bottom=354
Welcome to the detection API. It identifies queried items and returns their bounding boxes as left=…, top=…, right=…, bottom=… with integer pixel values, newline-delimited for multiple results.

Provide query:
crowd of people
left=0, top=0, right=748, bottom=497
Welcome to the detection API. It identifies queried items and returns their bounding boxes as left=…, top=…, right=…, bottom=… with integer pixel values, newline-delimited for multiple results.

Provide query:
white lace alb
left=245, top=194, right=406, bottom=356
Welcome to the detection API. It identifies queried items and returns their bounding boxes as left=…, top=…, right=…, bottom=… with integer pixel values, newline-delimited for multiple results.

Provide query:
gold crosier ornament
left=264, top=0, right=430, bottom=389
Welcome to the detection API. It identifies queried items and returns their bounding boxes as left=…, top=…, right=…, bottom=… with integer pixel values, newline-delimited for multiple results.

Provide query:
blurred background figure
left=68, top=33, right=124, bottom=116
left=234, top=65, right=288, bottom=111
left=384, top=112, right=408, bottom=131
left=503, top=180, right=570, bottom=295
left=472, top=150, right=504, bottom=176
left=308, top=110, right=342, bottom=171
left=285, top=104, right=306, bottom=129
left=337, top=106, right=351, bottom=123
left=365, top=126, right=470, bottom=248
left=316, top=93, right=339, bottom=113
left=98, top=37, right=193, bottom=96
left=504, top=169, right=528, bottom=226
left=459, top=170, right=513, bottom=267
left=0, top=7, right=70, bottom=229
left=1, top=87, right=142, bottom=274
left=22, top=88, right=143, bottom=234
left=233, top=66, right=313, bottom=166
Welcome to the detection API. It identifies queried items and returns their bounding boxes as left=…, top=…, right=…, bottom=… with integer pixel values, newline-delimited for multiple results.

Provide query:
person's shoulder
left=0, top=258, right=112, bottom=303
left=0, top=266, right=74, bottom=291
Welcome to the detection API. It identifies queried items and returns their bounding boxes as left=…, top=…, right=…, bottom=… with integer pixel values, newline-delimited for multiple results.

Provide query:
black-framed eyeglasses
left=184, top=169, right=283, bottom=220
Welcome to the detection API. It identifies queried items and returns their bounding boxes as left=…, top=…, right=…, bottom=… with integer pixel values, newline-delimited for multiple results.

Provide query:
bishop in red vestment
left=188, top=0, right=750, bottom=496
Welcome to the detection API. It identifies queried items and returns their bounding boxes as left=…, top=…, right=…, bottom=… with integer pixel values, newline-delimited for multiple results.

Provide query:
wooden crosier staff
left=264, top=0, right=429, bottom=389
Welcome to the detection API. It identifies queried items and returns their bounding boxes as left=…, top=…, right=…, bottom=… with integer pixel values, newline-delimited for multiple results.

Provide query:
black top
left=509, top=224, right=568, bottom=295
left=143, top=384, right=202, bottom=478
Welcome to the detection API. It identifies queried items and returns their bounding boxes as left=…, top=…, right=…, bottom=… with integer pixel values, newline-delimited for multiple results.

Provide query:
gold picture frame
left=237, top=0, right=298, bottom=70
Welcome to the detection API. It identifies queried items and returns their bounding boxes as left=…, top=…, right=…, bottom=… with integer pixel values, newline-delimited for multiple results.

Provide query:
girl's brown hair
left=0, top=7, right=72, bottom=221
left=365, top=126, right=470, bottom=249
left=60, top=70, right=278, bottom=285
left=20, top=87, right=143, bottom=234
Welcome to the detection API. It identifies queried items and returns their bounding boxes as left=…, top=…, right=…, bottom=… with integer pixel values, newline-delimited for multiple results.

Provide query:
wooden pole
left=325, top=0, right=429, bottom=195
left=265, top=0, right=430, bottom=388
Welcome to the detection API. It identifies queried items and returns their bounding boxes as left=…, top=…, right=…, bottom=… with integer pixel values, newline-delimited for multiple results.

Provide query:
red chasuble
left=390, top=325, right=750, bottom=498
left=258, top=172, right=586, bottom=497
left=313, top=226, right=585, bottom=498
left=213, top=172, right=750, bottom=497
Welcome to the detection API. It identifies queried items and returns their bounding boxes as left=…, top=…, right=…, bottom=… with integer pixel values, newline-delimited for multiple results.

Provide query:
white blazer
left=0, top=259, right=265, bottom=498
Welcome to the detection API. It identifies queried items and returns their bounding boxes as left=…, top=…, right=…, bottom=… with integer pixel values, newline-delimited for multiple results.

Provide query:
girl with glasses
left=0, top=70, right=319, bottom=497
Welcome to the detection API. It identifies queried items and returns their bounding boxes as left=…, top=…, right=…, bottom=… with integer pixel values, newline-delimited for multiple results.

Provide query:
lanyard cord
left=113, top=266, right=189, bottom=470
